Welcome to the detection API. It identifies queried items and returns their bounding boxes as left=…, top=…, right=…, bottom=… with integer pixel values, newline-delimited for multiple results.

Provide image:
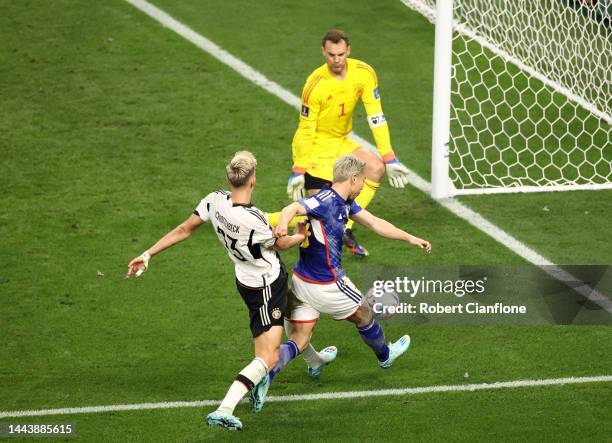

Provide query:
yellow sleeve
left=360, top=64, right=395, bottom=162
left=291, top=75, right=323, bottom=173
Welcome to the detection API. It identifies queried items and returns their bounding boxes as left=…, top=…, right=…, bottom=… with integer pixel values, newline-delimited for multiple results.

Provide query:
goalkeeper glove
left=385, top=159, right=410, bottom=188
left=287, top=172, right=305, bottom=201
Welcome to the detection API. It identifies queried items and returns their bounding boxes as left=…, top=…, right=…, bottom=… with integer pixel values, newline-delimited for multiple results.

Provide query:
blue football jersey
left=293, top=186, right=362, bottom=283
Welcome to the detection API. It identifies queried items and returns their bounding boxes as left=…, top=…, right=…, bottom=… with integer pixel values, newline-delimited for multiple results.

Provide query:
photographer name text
left=372, top=302, right=527, bottom=315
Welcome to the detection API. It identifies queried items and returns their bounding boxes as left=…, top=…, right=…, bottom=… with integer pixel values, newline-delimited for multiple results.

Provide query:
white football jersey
left=194, top=190, right=280, bottom=287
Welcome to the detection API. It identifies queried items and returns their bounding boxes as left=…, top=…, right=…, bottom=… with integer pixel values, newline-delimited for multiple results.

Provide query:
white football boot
left=307, top=346, right=338, bottom=379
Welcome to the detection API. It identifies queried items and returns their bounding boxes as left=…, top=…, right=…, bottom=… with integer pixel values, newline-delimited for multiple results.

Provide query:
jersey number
left=338, top=103, right=346, bottom=117
left=217, top=226, right=247, bottom=261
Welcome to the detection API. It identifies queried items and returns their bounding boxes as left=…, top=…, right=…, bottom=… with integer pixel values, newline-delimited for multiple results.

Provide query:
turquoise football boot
left=379, top=335, right=411, bottom=369
left=206, top=409, right=242, bottom=431
left=249, top=373, right=270, bottom=413
left=307, top=346, right=338, bottom=379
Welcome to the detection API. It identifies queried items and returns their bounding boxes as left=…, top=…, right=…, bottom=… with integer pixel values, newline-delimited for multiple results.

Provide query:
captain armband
left=367, top=113, right=387, bottom=128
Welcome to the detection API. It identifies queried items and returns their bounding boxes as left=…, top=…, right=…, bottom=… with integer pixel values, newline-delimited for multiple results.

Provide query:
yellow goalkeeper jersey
left=291, top=58, right=395, bottom=176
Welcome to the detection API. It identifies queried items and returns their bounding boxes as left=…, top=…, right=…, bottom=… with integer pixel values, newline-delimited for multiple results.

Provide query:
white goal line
left=1, top=375, right=610, bottom=418
left=453, top=183, right=612, bottom=195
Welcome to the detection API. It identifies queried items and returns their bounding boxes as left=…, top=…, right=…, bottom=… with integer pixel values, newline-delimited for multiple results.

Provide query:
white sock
left=302, top=345, right=323, bottom=368
left=218, top=357, right=268, bottom=415
left=284, top=318, right=322, bottom=368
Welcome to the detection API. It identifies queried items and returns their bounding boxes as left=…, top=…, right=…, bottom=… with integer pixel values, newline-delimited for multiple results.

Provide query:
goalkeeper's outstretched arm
left=350, top=209, right=431, bottom=253
left=126, top=214, right=203, bottom=278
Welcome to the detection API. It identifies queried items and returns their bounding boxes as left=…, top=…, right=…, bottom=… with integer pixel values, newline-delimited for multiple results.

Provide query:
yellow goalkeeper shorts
left=306, top=136, right=360, bottom=182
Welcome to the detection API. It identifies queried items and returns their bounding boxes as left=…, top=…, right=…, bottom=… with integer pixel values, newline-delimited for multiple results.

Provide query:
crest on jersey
left=301, top=105, right=310, bottom=117
left=271, top=308, right=282, bottom=320
left=353, top=83, right=364, bottom=98
left=373, top=87, right=380, bottom=100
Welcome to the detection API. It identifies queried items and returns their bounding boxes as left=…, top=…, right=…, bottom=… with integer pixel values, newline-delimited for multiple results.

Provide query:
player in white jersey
left=126, top=151, right=333, bottom=431
left=196, top=188, right=282, bottom=288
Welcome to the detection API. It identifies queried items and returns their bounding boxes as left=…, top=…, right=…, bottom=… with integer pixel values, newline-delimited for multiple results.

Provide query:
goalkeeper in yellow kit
left=283, top=30, right=410, bottom=257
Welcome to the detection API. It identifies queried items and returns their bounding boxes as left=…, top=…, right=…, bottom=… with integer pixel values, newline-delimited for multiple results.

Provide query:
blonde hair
left=226, top=150, right=257, bottom=187
left=333, top=154, right=366, bottom=182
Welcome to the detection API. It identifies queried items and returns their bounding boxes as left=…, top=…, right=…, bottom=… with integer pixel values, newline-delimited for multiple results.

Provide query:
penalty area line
left=1, top=375, right=611, bottom=418
left=123, top=0, right=611, bottom=313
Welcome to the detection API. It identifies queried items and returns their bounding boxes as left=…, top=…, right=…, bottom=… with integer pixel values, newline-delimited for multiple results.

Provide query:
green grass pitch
left=1, top=0, right=610, bottom=441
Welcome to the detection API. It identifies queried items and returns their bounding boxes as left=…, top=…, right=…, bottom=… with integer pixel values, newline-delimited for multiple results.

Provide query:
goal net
left=402, top=0, right=611, bottom=196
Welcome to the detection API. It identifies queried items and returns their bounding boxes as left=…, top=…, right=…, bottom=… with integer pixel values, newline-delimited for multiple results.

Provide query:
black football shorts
left=236, top=266, right=288, bottom=337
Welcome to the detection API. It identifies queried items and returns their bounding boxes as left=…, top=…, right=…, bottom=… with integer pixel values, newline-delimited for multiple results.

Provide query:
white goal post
left=403, top=0, right=612, bottom=198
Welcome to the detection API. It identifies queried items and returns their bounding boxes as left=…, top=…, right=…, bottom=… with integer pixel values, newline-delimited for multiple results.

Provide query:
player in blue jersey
left=248, top=154, right=431, bottom=411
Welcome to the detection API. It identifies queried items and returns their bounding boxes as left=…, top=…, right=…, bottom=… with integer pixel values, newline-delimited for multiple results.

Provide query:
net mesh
left=403, top=0, right=611, bottom=190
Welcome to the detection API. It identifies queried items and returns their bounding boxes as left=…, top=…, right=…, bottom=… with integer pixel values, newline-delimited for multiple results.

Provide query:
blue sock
left=357, top=319, right=390, bottom=362
left=269, top=340, right=300, bottom=382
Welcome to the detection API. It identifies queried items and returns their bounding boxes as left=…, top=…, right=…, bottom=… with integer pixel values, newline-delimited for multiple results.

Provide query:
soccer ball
left=365, top=286, right=400, bottom=320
